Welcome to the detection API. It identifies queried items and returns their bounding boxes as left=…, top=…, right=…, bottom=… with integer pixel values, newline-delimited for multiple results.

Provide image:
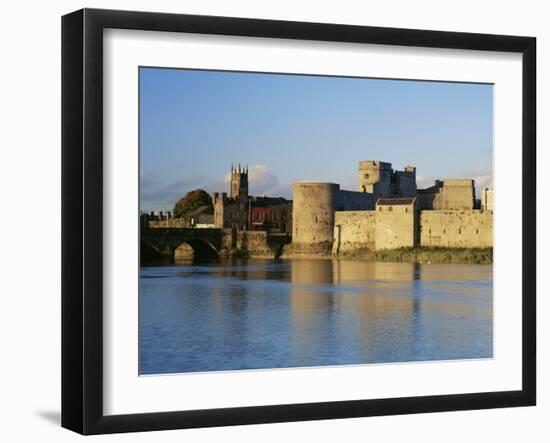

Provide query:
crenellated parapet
left=358, top=160, right=417, bottom=197
left=417, top=179, right=475, bottom=210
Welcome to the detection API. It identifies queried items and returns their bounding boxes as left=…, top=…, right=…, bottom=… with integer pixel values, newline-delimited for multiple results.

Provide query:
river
left=139, top=258, right=492, bottom=374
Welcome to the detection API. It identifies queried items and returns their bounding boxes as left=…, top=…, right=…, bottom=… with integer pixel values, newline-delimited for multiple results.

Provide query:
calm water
left=140, top=258, right=493, bottom=375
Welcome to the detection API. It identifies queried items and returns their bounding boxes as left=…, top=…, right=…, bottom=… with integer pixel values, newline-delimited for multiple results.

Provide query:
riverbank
left=278, top=246, right=492, bottom=264
left=336, top=247, right=493, bottom=264
left=147, top=243, right=493, bottom=265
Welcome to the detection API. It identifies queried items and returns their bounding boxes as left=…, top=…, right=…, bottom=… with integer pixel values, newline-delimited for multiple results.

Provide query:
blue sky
left=140, top=67, right=493, bottom=211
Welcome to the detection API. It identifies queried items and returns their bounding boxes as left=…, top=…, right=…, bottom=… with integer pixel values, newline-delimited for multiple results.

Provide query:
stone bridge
left=141, top=227, right=291, bottom=260
left=141, top=228, right=225, bottom=260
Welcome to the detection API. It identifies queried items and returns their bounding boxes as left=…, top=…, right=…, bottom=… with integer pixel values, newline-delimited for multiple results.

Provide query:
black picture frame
left=62, top=8, right=536, bottom=435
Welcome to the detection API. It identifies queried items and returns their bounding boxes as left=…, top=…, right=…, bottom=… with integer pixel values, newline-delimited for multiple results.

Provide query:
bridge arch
left=140, top=238, right=219, bottom=263
left=140, top=240, right=163, bottom=261
left=174, top=239, right=219, bottom=260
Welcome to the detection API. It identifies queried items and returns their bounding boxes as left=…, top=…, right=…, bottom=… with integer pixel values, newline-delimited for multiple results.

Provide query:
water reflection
left=140, top=258, right=492, bottom=374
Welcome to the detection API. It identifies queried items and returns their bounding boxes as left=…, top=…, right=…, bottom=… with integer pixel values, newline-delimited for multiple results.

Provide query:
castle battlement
left=358, top=160, right=392, bottom=169
left=358, top=160, right=417, bottom=197
left=439, top=179, right=474, bottom=187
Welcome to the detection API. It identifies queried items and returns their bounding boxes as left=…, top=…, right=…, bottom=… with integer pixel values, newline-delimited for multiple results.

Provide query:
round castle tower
left=291, top=182, right=339, bottom=254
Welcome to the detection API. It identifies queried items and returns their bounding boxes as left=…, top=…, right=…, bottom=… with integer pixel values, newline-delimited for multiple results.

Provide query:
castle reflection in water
left=139, top=258, right=492, bottom=374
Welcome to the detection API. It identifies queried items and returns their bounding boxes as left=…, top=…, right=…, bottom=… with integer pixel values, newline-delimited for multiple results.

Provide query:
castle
left=289, top=160, right=493, bottom=255
left=169, top=160, right=493, bottom=256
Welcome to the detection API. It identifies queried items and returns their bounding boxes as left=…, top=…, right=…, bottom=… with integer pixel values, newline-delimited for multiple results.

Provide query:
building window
left=388, top=207, right=393, bottom=212
left=405, top=208, right=408, bottom=213
left=364, top=173, right=369, bottom=179
left=314, top=215, right=318, bottom=222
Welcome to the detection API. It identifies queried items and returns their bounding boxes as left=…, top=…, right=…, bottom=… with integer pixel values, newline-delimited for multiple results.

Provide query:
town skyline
left=140, top=67, right=493, bottom=211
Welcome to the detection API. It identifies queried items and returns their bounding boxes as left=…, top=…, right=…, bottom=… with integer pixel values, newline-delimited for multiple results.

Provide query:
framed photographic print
left=61, top=8, right=536, bottom=435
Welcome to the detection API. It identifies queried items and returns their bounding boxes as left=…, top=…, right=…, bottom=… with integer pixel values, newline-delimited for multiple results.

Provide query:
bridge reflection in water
left=139, top=258, right=493, bottom=374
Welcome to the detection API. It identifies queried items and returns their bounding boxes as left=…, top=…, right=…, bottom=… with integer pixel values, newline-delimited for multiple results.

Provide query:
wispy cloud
left=416, top=175, right=435, bottom=189
left=265, top=183, right=293, bottom=200
left=140, top=164, right=295, bottom=209
left=247, top=164, right=278, bottom=196
left=140, top=172, right=203, bottom=211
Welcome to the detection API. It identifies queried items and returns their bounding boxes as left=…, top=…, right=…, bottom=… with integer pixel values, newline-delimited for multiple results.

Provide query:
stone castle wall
left=333, top=208, right=492, bottom=253
left=337, top=190, right=376, bottom=211
left=434, top=180, right=475, bottom=210
left=417, top=179, right=475, bottom=210
left=235, top=230, right=274, bottom=257
left=333, top=204, right=417, bottom=253
left=333, top=211, right=376, bottom=254
left=420, top=210, right=493, bottom=248
left=375, top=204, right=417, bottom=250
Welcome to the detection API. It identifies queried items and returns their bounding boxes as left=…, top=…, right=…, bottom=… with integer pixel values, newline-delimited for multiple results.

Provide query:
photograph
left=138, top=67, right=494, bottom=375
left=0, top=0, right=543, bottom=439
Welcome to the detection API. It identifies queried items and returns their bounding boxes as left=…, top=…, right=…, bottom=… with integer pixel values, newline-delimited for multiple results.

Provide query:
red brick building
left=248, top=197, right=292, bottom=234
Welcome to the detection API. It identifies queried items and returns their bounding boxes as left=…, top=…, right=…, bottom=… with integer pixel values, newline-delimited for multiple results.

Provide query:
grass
left=339, top=247, right=493, bottom=264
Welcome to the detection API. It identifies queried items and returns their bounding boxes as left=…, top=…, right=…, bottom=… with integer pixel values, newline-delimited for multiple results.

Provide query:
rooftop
left=188, top=205, right=212, bottom=217
left=250, top=196, right=292, bottom=206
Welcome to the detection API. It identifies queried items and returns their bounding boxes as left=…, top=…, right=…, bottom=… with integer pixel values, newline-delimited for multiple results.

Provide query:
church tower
left=230, top=164, right=249, bottom=200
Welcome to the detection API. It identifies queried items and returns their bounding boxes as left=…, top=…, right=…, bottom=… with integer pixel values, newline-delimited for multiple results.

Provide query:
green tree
left=173, top=189, right=213, bottom=219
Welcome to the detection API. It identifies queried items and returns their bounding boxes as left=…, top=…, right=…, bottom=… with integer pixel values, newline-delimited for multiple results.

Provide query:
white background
left=104, top=29, right=522, bottom=415
left=0, top=0, right=547, bottom=441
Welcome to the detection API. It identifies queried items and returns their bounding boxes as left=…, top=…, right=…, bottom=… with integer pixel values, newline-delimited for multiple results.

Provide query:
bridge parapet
left=141, top=227, right=224, bottom=237
left=141, top=227, right=291, bottom=260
